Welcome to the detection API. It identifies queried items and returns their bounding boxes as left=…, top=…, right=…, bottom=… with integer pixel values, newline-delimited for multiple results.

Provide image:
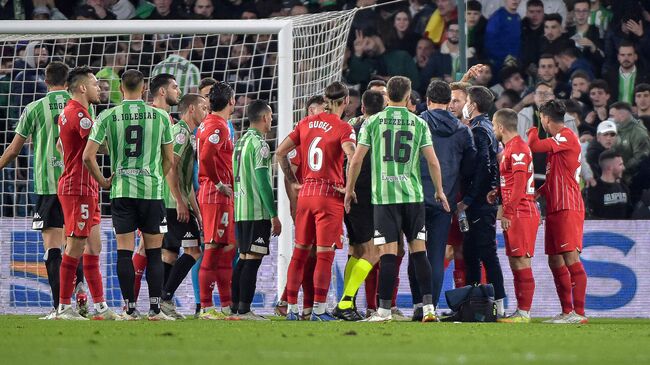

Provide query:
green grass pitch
left=2, top=316, right=649, bottom=364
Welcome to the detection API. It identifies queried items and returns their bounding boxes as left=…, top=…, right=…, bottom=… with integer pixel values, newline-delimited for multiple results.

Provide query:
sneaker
left=117, top=309, right=143, bottom=321
left=365, top=308, right=377, bottom=319
left=286, top=311, right=301, bottom=321
left=199, top=307, right=227, bottom=320
left=161, top=300, right=186, bottom=320
left=333, top=306, right=363, bottom=321
left=310, top=312, right=339, bottom=321
left=497, top=309, right=531, bottom=323
left=39, top=308, right=57, bottom=320
left=422, top=305, right=439, bottom=323
left=274, top=300, right=288, bottom=316
left=301, top=309, right=313, bottom=321
left=56, top=306, right=89, bottom=320
left=92, top=307, right=120, bottom=320
left=360, top=310, right=392, bottom=322
left=542, top=312, right=572, bottom=324
left=411, top=306, right=423, bottom=322
left=148, top=310, right=176, bottom=321
left=557, top=311, right=588, bottom=324
left=75, top=282, right=89, bottom=318
left=236, top=311, right=269, bottom=321
left=391, top=307, right=410, bottom=322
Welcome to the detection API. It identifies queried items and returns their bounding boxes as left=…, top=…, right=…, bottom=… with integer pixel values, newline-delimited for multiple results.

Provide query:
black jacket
left=419, top=109, right=476, bottom=211
left=463, top=114, right=498, bottom=211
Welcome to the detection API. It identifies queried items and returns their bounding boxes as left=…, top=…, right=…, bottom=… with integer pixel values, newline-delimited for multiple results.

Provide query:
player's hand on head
left=271, top=216, right=282, bottom=237
left=176, top=202, right=190, bottom=223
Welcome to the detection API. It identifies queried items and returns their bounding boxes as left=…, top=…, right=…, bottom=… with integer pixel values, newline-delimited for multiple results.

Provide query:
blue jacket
left=566, top=57, right=594, bottom=82
left=484, top=7, right=521, bottom=72
left=462, top=114, right=498, bottom=211
left=419, top=109, right=476, bottom=211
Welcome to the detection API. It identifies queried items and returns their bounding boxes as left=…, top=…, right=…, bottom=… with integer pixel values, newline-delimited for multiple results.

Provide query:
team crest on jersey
left=260, top=144, right=270, bottom=158
left=80, top=117, right=92, bottom=130
left=209, top=133, right=220, bottom=144
left=175, top=132, right=186, bottom=145
left=349, top=131, right=356, bottom=140
left=217, top=229, right=225, bottom=237
left=77, top=222, right=86, bottom=230
left=288, top=149, right=297, bottom=159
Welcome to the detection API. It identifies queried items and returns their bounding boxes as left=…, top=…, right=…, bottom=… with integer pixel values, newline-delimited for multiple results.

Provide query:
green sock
left=338, top=258, right=373, bottom=309
left=343, top=256, right=358, bottom=290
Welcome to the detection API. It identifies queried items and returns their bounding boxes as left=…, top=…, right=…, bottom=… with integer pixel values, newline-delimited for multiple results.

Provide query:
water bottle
left=458, top=211, right=469, bottom=232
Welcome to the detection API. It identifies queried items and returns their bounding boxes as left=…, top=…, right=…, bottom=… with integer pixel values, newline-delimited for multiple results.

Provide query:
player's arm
left=284, top=163, right=299, bottom=220
left=344, top=143, right=368, bottom=213
left=256, top=166, right=281, bottom=236
left=165, top=154, right=189, bottom=222
left=198, top=135, right=232, bottom=196
left=526, top=127, right=566, bottom=153
left=421, top=145, right=450, bottom=212
left=276, top=136, right=300, bottom=188
left=0, top=134, right=27, bottom=170
left=83, top=140, right=112, bottom=189
left=189, top=184, right=202, bottom=228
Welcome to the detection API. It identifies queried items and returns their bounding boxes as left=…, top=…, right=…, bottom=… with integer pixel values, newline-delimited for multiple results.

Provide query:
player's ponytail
left=324, top=81, right=349, bottom=113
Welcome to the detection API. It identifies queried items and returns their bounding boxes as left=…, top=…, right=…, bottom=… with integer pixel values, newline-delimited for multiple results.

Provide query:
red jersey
left=499, top=135, right=537, bottom=218
left=57, top=99, right=98, bottom=197
left=288, top=148, right=303, bottom=183
left=288, top=112, right=355, bottom=198
left=527, top=127, right=584, bottom=213
left=197, top=114, right=234, bottom=205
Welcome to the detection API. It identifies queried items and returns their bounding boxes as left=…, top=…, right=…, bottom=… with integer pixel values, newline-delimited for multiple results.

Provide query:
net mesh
left=0, top=10, right=356, bottom=314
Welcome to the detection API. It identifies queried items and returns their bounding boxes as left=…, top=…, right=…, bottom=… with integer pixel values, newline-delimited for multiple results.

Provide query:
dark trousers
left=463, top=208, right=506, bottom=300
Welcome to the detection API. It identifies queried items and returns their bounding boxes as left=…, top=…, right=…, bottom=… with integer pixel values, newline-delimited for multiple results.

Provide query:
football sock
left=280, top=286, right=288, bottom=303
left=162, top=254, right=196, bottom=301
left=116, top=249, right=136, bottom=314
left=567, top=262, right=587, bottom=316
left=132, top=252, right=147, bottom=302
left=191, top=254, right=202, bottom=306
left=75, top=255, right=84, bottom=287
left=407, top=258, right=422, bottom=304
left=513, top=267, right=535, bottom=312
left=230, top=258, right=245, bottom=313
left=286, top=247, right=309, bottom=304
left=391, top=255, right=403, bottom=307
left=339, top=258, right=373, bottom=310
left=313, top=301, right=327, bottom=315
left=365, top=264, right=379, bottom=310
left=495, top=298, right=505, bottom=316
left=313, top=250, right=335, bottom=303
left=238, top=258, right=262, bottom=314
left=58, top=254, right=78, bottom=306
left=378, top=254, right=397, bottom=310
left=551, top=265, right=573, bottom=314
left=302, top=253, right=316, bottom=309
left=343, top=256, right=358, bottom=289
left=144, top=248, right=163, bottom=314
left=453, top=258, right=466, bottom=288
left=163, top=262, right=173, bottom=287
left=199, top=247, right=218, bottom=308
left=44, top=248, right=62, bottom=309
left=410, top=252, right=434, bottom=306
left=83, top=254, right=105, bottom=303
left=215, top=246, right=235, bottom=307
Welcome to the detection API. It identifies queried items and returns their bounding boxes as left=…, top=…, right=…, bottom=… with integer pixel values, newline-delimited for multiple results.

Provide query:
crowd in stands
left=1, top=0, right=650, bottom=219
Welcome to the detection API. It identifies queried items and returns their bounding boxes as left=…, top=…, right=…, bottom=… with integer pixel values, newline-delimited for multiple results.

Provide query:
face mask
left=462, top=103, right=473, bottom=120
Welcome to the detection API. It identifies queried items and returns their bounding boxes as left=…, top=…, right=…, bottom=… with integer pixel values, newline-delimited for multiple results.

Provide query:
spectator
left=409, top=0, right=435, bottom=35
left=420, top=22, right=466, bottom=86
left=10, top=42, right=49, bottom=121
left=520, top=0, right=546, bottom=71
left=609, top=102, right=650, bottom=185
left=193, top=0, right=215, bottom=19
left=589, top=0, right=613, bottom=39
left=570, top=70, right=592, bottom=105
left=466, top=0, right=487, bottom=61
left=344, top=88, right=361, bottom=121
left=74, top=5, right=100, bottom=20
left=603, top=15, right=650, bottom=74
left=95, top=43, right=127, bottom=105
left=635, top=83, right=650, bottom=117
left=415, top=38, right=435, bottom=72
left=424, top=0, right=458, bottom=46
left=584, top=150, right=632, bottom=219
left=484, top=0, right=521, bottom=73
left=290, top=3, right=309, bottom=16
left=584, top=79, right=611, bottom=133
left=29, top=1, right=66, bottom=20
left=566, top=0, right=604, bottom=75
left=604, top=41, right=650, bottom=105
left=586, top=120, right=618, bottom=178
left=555, top=46, right=595, bottom=82
left=540, top=13, right=574, bottom=56
left=96, top=78, right=114, bottom=114
left=533, top=54, right=571, bottom=101
left=490, top=66, right=526, bottom=99
left=385, top=9, right=420, bottom=57
left=350, top=0, right=380, bottom=35
left=145, top=0, right=179, bottom=19
left=516, top=0, right=567, bottom=26
left=495, top=89, right=522, bottom=110
left=86, top=0, right=118, bottom=19
left=152, top=37, right=201, bottom=96
left=105, top=0, right=136, bottom=19
left=347, top=28, right=420, bottom=91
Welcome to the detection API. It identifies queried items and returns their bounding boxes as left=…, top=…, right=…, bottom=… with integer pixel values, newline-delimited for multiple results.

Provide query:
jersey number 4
left=382, top=130, right=413, bottom=163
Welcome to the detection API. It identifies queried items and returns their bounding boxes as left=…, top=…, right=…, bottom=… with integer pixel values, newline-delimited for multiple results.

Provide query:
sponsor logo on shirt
left=552, top=133, right=567, bottom=144
left=116, top=167, right=151, bottom=176
left=512, top=153, right=526, bottom=166
left=175, top=132, right=186, bottom=145
left=208, top=133, right=220, bottom=144
left=381, top=173, right=409, bottom=182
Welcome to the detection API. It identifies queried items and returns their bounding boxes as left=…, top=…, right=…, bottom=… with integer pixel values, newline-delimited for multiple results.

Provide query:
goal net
left=0, top=11, right=356, bottom=315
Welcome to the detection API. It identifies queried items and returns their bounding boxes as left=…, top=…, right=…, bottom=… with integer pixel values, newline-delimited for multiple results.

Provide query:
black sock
left=163, top=262, right=173, bottom=287
left=162, top=254, right=196, bottom=301
left=378, top=254, right=397, bottom=310
left=44, top=248, right=61, bottom=309
left=410, top=251, right=433, bottom=305
left=117, top=249, right=135, bottom=314
left=239, top=259, right=262, bottom=314
left=407, top=258, right=422, bottom=305
left=230, top=258, right=245, bottom=313
left=75, top=255, right=84, bottom=287
left=145, top=248, right=163, bottom=314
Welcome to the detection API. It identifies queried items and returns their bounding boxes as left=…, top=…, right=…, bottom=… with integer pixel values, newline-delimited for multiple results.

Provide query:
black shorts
left=111, top=198, right=167, bottom=235
left=33, top=194, right=64, bottom=230
left=344, top=203, right=374, bottom=245
left=373, top=203, right=426, bottom=245
left=162, top=208, right=201, bottom=252
left=235, top=220, right=271, bottom=256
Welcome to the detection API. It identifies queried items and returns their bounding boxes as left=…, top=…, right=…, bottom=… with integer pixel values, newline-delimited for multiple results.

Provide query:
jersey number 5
left=125, top=125, right=144, bottom=158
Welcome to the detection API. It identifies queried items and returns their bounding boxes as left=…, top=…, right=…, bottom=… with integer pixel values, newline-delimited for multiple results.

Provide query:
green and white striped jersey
left=89, top=100, right=173, bottom=200
left=14, top=90, right=68, bottom=195
left=233, top=128, right=273, bottom=221
left=357, top=106, right=433, bottom=205
left=151, top=55, right=201, bottom=96
left=163, top=120, right=196, bottom=209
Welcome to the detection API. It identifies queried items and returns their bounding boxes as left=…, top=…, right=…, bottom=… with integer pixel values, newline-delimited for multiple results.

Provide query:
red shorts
left=59, top=195, right=101, bottom=238
left=200, top=202, right=235, bottom=245
left=295, top=196, right=343, bottom=249
left=503, top=215, right=540, bottom=257
left=447, top=214, right=463, bottom=247
left=544, top=210, right=584, bottom=255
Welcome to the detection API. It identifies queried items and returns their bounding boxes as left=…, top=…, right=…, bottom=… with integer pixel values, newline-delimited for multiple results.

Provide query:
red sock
left=199, top=248, right=218, bottom=308
left=567, top=262, right=587, bottom=316
left=313, top=251, right=335, bottom=303
left=302, top=254, right=316, bottom=309
left=82, top=254, right=105, bottom=304
left=132, top=252, right=147, bottom=302
left=391, top=255, right=403, bottom=307
left=444, top=258, right=450, bottom=270
left=480, top=264, right=488, bottom=284
left=280, top=287, right=288, bottom=302
left=215, top=246, right=235, bottom=307
left=286, top=247, right=309, bottom=304
left=513, top=267, right=535, bottom=312
left=59, top=254, right=79, bottom=305
left=365, top=264, right=378, bottom=310
left=551, top=265, right=573, bottom=314
left=453, top=258, right=466, bottom=288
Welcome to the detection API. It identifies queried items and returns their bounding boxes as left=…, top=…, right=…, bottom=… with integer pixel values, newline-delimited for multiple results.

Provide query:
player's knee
left=548, top=254, right=565, bottom=268
left=162, top=248, right=179, bottom=264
